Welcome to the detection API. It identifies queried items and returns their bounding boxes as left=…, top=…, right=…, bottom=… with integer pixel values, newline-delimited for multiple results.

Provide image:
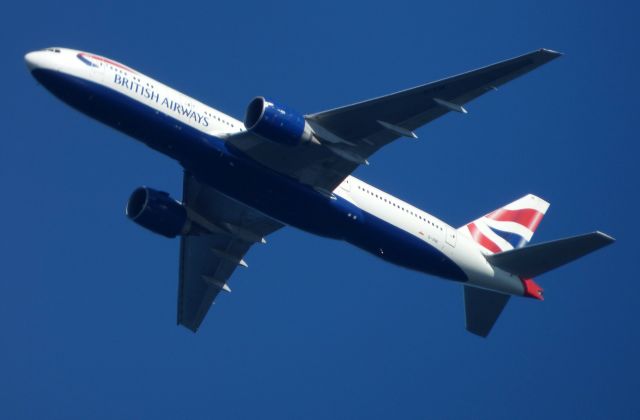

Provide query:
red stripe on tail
left=487, top=208, right=544, bottom=232
left=467, top=223, right=502, bottom=253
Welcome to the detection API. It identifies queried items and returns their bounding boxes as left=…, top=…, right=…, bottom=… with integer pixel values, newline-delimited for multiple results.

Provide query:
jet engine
left=244, top=96, right=317, bottom=146
left=126, top=187, right=189, bottom=238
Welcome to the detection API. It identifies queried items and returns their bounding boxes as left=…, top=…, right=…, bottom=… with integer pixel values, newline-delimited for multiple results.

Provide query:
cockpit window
left=44, top=48, right=61, bottom=53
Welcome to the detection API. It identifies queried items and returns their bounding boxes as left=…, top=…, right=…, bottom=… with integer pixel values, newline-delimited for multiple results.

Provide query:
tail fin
left=459, top=194, right=550, bottom=254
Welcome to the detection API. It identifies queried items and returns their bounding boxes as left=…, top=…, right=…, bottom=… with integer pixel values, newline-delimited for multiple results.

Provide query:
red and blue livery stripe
left=467, top=222, right=502, bottom=253
left=76, top=53, right=136, bottom=74
left=487, top=226, right=528, bottom=248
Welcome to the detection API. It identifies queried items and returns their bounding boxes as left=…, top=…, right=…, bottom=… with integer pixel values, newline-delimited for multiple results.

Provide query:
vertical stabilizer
left=459, top=194, right=550, bottom=254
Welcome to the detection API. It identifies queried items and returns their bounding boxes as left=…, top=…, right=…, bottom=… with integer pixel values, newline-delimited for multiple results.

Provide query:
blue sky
left=2, top=1, right=638, bottom=418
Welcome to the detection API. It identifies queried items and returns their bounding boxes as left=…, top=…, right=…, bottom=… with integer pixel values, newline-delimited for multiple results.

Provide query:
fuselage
left=25, top=47, right=527, bottom=297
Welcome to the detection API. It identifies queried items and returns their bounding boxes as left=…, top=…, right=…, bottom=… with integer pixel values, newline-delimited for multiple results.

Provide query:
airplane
left=25, top=47, right=614, bottom=337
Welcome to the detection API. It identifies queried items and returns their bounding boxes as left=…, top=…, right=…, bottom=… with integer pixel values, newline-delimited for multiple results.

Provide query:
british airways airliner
left=25, top=47, right=614, bottom=336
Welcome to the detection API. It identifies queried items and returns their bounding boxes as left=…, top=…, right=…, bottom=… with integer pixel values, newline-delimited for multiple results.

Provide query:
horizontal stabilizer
left=486, top=231, right=615, bottom=278
left=464, top=286, right=510, bottom=337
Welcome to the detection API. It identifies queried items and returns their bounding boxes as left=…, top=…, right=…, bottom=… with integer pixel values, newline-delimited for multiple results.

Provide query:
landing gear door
left=446, top=228, right=457, bottom=247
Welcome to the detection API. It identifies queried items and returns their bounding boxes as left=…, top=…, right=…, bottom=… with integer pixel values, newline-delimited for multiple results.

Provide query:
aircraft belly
left=188, top=156, right=350, bottom=239
left=188, top=157, right=468, bottom=283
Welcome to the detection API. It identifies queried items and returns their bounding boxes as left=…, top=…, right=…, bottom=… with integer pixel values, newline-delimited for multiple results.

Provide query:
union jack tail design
left=459, top=194, right=550, bottom=254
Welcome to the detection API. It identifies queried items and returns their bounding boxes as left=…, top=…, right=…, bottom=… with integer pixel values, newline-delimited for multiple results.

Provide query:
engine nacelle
left=126, top=187, right=189, bottom=238
left=244, top=97, right=315, bottom=146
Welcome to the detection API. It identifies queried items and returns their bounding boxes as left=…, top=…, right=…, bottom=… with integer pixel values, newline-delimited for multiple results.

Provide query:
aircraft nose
left=24, top=51, right=44, bottom=71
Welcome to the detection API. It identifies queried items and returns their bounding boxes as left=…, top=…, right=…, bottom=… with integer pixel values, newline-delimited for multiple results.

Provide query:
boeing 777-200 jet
left=25, top=47, right=614, bottom=336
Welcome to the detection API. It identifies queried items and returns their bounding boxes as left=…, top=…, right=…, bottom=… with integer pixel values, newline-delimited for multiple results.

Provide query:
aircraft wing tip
left=594, top=231, right=616, bottom=244
left=539, top=48, right=564, bottom=58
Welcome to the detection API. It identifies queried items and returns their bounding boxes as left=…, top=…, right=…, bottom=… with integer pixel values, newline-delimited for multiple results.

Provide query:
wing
left=226, top=49, right=561, bottom=190
left=178, top=172, right=284, bottom=332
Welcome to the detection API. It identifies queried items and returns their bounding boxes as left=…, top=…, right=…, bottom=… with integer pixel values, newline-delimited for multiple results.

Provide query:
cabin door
left=446, top=228, right=457, bottom=247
